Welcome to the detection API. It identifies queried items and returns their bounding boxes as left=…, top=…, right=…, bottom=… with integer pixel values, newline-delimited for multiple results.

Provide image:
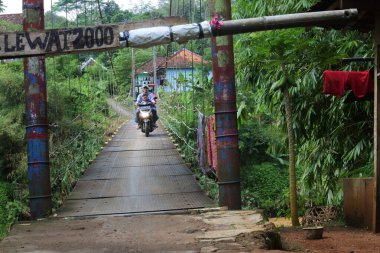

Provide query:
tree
left=0, top=0, right=4, bottom=13
left=44, top=11, right=74, bottom=29
left=53, top=0, right=122, bottom=25
left=234, top=0, right=374, bottom=218
left=102, top=1, right=123, bottom=23
left=111, top=10, right=133, bottom=23
left=235, top=29, right=304, bottom=225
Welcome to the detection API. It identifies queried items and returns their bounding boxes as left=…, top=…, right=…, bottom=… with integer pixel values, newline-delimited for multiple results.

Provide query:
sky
left=1, top=0, right=160, bottom=14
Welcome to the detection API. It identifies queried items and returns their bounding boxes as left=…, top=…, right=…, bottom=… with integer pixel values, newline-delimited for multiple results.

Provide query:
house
left=159, top=48, right=209, bottom=91
left=135, top=56, right=167, bottom=93
left=135, top=49, right=210, bottom=94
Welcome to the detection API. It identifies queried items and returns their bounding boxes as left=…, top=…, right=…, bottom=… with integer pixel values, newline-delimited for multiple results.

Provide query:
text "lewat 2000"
left=0, top=25, right=119, bottom=58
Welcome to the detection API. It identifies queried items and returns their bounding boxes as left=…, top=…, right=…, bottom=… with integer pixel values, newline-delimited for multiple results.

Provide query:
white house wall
left=163, top=68, right=193, bottom=92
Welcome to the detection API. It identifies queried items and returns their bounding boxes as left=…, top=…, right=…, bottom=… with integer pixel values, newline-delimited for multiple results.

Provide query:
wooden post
left=374, top=2, right=380, bottom=233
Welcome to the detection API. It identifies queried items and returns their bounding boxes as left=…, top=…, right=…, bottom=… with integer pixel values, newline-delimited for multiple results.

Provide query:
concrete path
left=0, top=210, right=283, bottom=253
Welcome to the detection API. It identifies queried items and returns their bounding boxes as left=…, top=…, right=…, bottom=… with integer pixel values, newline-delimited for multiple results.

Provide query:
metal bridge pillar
left=209, top=0, right=241, bottom=209
left=23, top=0, right=52, bottom=219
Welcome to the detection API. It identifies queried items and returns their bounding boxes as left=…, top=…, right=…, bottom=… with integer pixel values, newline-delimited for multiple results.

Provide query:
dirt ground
left=1, top=212, right=379, bottom=253
left=271, top=217, right=380, bottom=253
left=0, top=210, right=284, bottom=253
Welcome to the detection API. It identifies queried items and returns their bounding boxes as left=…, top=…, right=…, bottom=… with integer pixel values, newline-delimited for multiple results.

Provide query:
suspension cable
left=159, top=0, right=215, bottom=164
left=95, top=0, right=119, bottom=98
left=169, top=0, right=173, bottom=16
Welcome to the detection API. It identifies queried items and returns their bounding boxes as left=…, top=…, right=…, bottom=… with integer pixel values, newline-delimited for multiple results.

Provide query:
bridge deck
left=56, top=120, right=214, bottom=217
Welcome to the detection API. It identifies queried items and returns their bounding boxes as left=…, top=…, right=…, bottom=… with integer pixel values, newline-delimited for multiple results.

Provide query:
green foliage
left=0, top=52, right=123, bottom=238
left=194, top=169, right=219, bottom=201
left=0, top=181, right=29, bottom=240
left=160, top=65, right=216, bottom=197
left=0, top=61, right=25, bottom=179
left=233, top=0, right=319, bottom=18
left=241, top=163, right=289, bottom=216
left=111, top=48, right=153, bottom=91
left=0, top=20, right=22, bottom=32
left=45, top=11, right=73, bottom=29
left=111, top=10, right=133, bottom=23
left=0, top=181, right=11, bottom=238
left=239, top=116, right=286, bottom=165
left=43, top=59, right=122, bottom=207
left=234, top=0, right=375, bottom=209
left=0, top=0, right=4, bottom=12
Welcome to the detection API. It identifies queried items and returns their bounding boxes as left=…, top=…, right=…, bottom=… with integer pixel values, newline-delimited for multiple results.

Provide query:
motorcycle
left=137, top=101, right=155, bottom=137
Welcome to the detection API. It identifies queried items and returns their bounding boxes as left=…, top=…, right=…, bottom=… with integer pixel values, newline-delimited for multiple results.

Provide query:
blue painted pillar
left=24, top=0, right=52, bottom=219
left=209, top=0, right=241, bottom=209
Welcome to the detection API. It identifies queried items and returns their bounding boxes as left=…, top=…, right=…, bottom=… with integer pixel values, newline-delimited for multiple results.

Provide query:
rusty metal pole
left=209, top=0, right=241, bottom=209
left=211, top=9, right=357, bottom=36
left=24, top=0, right=52, bottom=219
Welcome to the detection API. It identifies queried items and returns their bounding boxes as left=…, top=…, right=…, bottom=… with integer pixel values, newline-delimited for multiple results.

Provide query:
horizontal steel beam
left=212, top=9, right=358, bottom=36
left=119, top=9, right=357, bottom=48
left=0, top=9, right=358, bottom=59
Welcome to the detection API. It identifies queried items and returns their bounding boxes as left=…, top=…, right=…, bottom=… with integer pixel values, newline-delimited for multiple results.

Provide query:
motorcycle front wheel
left=144, top=122, right=150, bottom=137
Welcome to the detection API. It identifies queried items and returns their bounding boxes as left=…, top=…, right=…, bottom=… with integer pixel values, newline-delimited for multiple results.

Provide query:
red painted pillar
left=209, top=0, right=241, bottom=209
left=23, top=0, right=52, bottom=219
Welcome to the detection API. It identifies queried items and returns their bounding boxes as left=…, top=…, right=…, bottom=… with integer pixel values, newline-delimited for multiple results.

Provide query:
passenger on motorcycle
left=135, top=86, right=158, bottom=129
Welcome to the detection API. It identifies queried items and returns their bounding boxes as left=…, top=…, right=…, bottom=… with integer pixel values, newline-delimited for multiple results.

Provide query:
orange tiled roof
left=159, top=48, right=206, bottom=69
left=136, top=49, right=208, bottom=74
left=136, top=56, right=167, bottom=74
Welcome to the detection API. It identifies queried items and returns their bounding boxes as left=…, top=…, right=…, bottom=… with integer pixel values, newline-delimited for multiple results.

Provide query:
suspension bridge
left=0, top=101, right=274, bottom=253
left=56, top=103, right=214, bottom=217
left=1, top=0, right=380, bottom=252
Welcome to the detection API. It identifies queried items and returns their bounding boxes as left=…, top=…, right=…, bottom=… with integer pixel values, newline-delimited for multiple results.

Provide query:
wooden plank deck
left=56, top=117, right=214, bottom=217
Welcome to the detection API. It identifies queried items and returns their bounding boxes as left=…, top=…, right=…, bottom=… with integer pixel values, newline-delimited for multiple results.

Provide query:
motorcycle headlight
left=140, top=111, right=150, bottom=119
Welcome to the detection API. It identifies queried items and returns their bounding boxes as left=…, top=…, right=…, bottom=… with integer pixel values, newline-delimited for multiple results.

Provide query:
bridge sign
left=0, top=16, right=186, bottom=59
left=0, top=25, right=119, bottom=58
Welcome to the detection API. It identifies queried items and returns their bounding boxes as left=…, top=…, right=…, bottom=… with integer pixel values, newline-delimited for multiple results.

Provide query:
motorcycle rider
left=135, top=85, right=158, bottom=129
left=136, top=85, right=155, bottom=103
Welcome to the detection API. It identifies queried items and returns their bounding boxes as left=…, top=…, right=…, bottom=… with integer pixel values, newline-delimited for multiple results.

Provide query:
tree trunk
left=283, top=83, right=300, bottom=226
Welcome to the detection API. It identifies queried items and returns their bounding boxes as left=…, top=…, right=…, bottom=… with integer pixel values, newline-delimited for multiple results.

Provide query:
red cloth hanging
left=323, top=70, right=349, bottom=97
left=323, top=70, right=374, bottom=98
left=347, top=71, right=374, bottom=98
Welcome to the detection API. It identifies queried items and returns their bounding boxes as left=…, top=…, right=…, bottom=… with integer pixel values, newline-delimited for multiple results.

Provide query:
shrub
left=241, top=162, right=289, bottom=217
left=0, top=181, right=28, bottom=240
